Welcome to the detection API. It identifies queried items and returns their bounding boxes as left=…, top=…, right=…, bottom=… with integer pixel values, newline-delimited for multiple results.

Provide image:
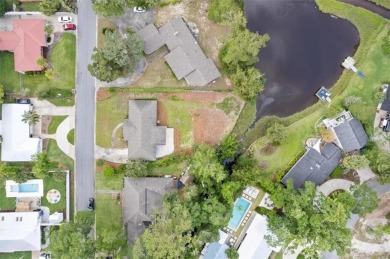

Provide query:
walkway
left=366, top=178, right=390, bottom=197
left=356, top=167, right=376, bottom=183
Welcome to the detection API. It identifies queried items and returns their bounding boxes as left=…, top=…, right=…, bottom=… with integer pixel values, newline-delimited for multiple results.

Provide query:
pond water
left=245, top=0, right=360, bottom=120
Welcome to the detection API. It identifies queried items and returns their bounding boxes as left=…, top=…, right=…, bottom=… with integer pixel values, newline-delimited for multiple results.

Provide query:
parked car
left=58, top=16, right=72, bottom=23
left=62, top=24, right=76, bottom=31
left=16, top=98, right=30, bottom=104
left=133, top=7, right=146, bottom=12
left=88, top=198, right=94, bottom=210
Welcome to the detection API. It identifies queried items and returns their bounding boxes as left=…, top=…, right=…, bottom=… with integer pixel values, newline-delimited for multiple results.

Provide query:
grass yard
left=150, top=161, right=187, bottom=176
left=368, top=0, right=390, bottom=9
left=40, top=173, right=67, bottom=214
left=250, top=0, right=388, bottom=175
left=0, top=33, right=76, bottom=102
left=47, top=139, right=74, bottom=170
left=96, top=172, right=123, bottom=190
left=96, top=193, right=122, bottom=233
left=20, top=1, right=40, bottom=11
left=48, top=116, right=67, bottom=134
left=67, top=129, right=75, bottom=145
left=96, top=95, right=128, bottom=147
left=0, top=251, right=32, bottom=258
left=0, top=179, right=16, bottom=210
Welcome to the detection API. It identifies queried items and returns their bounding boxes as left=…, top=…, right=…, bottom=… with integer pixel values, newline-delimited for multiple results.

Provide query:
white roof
left=238, top=214, right=279, bottom=259
left=0, top=211, right=41, bottom=252
left=1, top=104, right=41, bottom=161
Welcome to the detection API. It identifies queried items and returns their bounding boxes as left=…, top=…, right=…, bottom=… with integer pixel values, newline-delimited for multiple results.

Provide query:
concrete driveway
left=2, top=12, right=77, bottom=34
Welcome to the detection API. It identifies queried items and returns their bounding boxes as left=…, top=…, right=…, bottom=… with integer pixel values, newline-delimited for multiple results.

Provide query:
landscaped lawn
left=40, top=173, right=67, bottom=214
left=20, top=1, right=40, bottom=11
left=96, top=172, right=123, bottom=190
left=47, top=139, right=74, bottom=170
left=0, top=251, right=32, bottom=258
left=0, top=179, right=16, bottom=210
left=96, top=193, right=122, bottom=233
left=48, top=116, right=67, bottom=134
left=0, top=33, right=76, bottom=103
left=67, top=129, right=75, bottom=145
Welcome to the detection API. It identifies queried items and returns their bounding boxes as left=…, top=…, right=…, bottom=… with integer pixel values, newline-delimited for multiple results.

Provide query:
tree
left=0, top=163, right=33, bottom=183
left=92, top=0, right=127, bottom=17
left=231, top=154, right=261, bottom=186
left=217, top=135, right=238, bottom=162
left=88, top=50, right=123, bottom=82
left=350, top=184, right=379, bottom=216
left=266, top=181, right=352, bottom=257
left=266, top=122, right=287, bottom=145
left=231, top=67, right=265, bottom=101
left=0, top=83, right=4, bottom=104
left=0, top=0, right=6, bottom=17
left=44, top=24, right=54, bottom=36
left=225, top=247, right=239, bottom=259
left=125, top=160, right=149, bottom=177
left=49, top=212, right=96, bottom=258
left=207, top=0, right=236, bottom=23
left=366, top=145, right=390, bottom=178
left=74, top=211, right=95, bottom=237
left=36, top=57, right=48, bottom=69
left=39, top=0, right=60, bottom=16
left=342, top=155, right=370, bottom=169
left=31, top=151, right=58, bottom=178
left=219, top=22, right=269, bottom=74
left=21, top=109, right=40, bottom=125
left=190, top=144, right=227, bottom=189
left=96, top=229, right=127, bottom=257
left=45, top=69, right=57, bottom=80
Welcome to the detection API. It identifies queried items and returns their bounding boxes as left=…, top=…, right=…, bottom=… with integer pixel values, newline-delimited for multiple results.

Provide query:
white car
left=58, top=16, right=72, bottom=23
left=133, top=7, right=146, bottom=12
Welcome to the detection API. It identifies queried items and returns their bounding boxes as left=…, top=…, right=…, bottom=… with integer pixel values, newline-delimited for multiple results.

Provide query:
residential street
left=75, top=0, right=96, bottom=211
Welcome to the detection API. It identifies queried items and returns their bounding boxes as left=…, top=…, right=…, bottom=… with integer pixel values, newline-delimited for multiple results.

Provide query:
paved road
left=75, top=0, right=96, bottom=212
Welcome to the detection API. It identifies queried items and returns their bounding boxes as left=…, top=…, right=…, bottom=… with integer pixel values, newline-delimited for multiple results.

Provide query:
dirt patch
left=96, top=161, right=123, bottom=173
left=190, top=108, right=230, bottom=145
left=259, top=143, right=277, bottom=156
left=340, top=169, right=360, bottom=184
left=41, top=115, right=51, bottom=134
left=96, top=88, right=113, bottom=101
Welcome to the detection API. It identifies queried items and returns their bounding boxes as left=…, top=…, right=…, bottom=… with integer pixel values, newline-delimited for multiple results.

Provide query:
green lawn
left=150, top=161, right=187, bottom=176
left=96, top=172, right=123, bottom=190
left=0, top=33, right=76, bottom=103
left=251, top=0, right=388, bottom=175
left=47, top=139, right=74, bottom=170
left=48, top=116, right=67, bottom=134
left=0, top=251, right=32, bottom=258
left=20, top=1, right=40, bottom=11
left=40, top=173, right=67, bottom=214
left=96, top=193, right=122, bottom=233
left=368, top=0, right=390, bottom=9
left=67, top=129, right=75, bottom=145
left=0, top=179, right=16, bottom=210
left=96, top=95, right=128, bottom=147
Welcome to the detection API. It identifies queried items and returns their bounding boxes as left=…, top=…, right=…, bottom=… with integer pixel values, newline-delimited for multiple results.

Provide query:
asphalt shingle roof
left=281, top=143, right=341, bottom=189
left=123, top=100, right=166, bottom=161
left=333, top=118, right=368, bottom=152
left=122, top=177, right=174, bottom=244
left=137, top=24, right=164, bottom=55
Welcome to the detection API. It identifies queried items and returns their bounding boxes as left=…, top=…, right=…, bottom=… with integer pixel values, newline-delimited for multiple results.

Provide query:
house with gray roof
left=137, top=18, right=221, bottom=86
left=281, top=143, right=342, bottom=189
left=323, top=110, right=368, bottom=152
left=123, top=100, right=174, bottom=161
left=122, top=177, right=175, bottom=244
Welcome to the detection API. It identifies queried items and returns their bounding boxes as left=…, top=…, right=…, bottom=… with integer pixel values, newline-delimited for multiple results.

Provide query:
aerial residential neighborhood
left=0, top=0, right=389, bottom=258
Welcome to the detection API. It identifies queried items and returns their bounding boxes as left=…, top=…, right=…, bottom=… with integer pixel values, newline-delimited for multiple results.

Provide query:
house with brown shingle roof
left=0, top=19, right=46, bottom=72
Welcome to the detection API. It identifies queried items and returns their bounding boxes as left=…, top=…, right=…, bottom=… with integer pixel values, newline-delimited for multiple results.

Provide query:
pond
left=245, top=0, right=360, bottom=120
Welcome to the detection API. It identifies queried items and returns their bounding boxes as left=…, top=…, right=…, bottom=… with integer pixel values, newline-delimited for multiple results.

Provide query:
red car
left=62, top=23, right=76, bottom=31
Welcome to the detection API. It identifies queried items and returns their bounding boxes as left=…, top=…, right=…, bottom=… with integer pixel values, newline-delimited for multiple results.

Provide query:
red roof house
left=0, top=19, right=46, bottom=72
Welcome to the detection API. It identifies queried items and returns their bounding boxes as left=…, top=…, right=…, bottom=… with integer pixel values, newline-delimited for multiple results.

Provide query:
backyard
left=250, top=0, right=389, bottom=176
left=0, top=33, right=76, bottom=104
left=96, top=89, right=243, bottom=151
left=95, top=193, right=122, bottom=233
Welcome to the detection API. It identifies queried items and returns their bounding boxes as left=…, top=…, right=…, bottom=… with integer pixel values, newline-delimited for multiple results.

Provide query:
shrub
left=255, top=206, right=276, bottom=217
left=266, top=122, right=287, bottom=146
left=343, top=95, right=362, bottom=107
left=330, top=166, right=344, bottom=178
left=44, top=24, right=54, bottom=36
left=103, top=166, right=115, bottom=177
left=374, top=91, right=386, bottom=104
left=96, top=159, right=104, bottom=166
left=102, top=27, right=114, bottom=35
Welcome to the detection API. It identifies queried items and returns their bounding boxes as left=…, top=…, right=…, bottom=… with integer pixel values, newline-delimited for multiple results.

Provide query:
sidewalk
left=95, top=146, right=127, bottom=163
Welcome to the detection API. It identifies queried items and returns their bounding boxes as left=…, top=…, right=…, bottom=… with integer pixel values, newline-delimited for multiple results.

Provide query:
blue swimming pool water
left=228, top=197, right=251, bottom=230
left=18, top=184, right=39, bottom=193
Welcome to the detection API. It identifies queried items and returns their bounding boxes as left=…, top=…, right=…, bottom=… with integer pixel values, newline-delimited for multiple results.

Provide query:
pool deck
left=224, top=188, right=265, bottom=247
left=5, top=179, right=44, bottom=198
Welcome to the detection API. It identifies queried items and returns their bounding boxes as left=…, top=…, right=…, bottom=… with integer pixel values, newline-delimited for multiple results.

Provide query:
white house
left=0, top=211, right=42, bottom=253
left=0, top=104, right=41, bottom=161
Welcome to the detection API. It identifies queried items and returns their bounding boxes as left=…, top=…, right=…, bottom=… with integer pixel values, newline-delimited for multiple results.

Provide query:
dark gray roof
left=123, top=100, right=166, bottom=161
left=137, top=24, right=165, bottom=55
left=281, top=143, right=341, bottom=189
left=122, top=177, right=174, bottom=244
left=137, top=18, right=220, bottom=86
left=381, top=90, right=390, bottom=112
left=334, top=118, right=368, bottom=152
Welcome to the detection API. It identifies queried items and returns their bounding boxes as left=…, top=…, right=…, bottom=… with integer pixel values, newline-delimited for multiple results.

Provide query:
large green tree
left=39, top=0, right=61, bottom=16
left=207, top=0, right=237, bottom=23
left=88, top=50, right=123, bottom=82
left=266, top=122, right=287, bottom=145
left=231, top=67, right=265, bottom=101
left=96, top=229, right=127, bottom=257
left=31, top=151, right=58, bottom=179
left=342, top=155, right=370, bottom=169
left=0, top=163, right=33, bottom=183
left=350, top=184, right=379, bottom=216
left=92, top=0, right=127, bottom=17
left=125, top=160, right=149, bottom=177
left=266, top=181, right=352, bottom=257
left=49, top=212, right=96, bottom=258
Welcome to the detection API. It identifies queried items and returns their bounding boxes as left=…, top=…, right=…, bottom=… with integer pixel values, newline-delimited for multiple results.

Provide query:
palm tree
left=22, top=109, right=40, bottom=125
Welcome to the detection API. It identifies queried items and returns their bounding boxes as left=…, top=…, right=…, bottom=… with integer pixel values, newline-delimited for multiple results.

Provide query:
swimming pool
left=19, top=184, right=39, bottom=193
left=228, top=197, right=252, bottom=231
left=6, top=179, right=44, bottom=198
